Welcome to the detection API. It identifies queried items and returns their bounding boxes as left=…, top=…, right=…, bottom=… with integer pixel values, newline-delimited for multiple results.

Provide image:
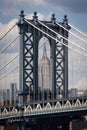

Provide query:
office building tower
left=38, top=43, right=50, bottom=90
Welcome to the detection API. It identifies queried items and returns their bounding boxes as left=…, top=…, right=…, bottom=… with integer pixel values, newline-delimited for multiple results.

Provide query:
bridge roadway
left=0, top=97, right=87, bottom=129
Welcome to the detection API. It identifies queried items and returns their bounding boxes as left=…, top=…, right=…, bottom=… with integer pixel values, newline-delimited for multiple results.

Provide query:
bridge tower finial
left=51, top=13, right=56, bottom=24
left=33, top=11, right=38, bottom=23
left=63, top=15, right=71, bottom=30
left=20, top=10, right=25, bottom=18
left=63, top=15, right=68, bottom=24
left=18, top=10, right=25, bottom=27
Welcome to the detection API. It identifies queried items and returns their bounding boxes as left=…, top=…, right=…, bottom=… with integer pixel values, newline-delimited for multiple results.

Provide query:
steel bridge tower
left=1, top=10, right=87, bottom=130
left=17, top=10, right=71, bottom=105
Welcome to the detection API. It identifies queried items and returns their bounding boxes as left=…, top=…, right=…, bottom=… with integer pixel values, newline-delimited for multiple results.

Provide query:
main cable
left=38, top=20, right=87, bottom=53
left=69, top=23, right=87, bottom=37
left=24, top=19, right=87, bottom=57
left=56, top=21, right=87, bottom=43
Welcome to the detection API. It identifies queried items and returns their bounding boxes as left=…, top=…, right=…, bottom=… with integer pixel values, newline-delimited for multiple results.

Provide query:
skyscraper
left=38, top=43, right=50, bottom=91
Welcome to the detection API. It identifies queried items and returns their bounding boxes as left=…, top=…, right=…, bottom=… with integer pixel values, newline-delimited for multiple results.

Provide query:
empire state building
left=38, top=43, right=50, bottom=91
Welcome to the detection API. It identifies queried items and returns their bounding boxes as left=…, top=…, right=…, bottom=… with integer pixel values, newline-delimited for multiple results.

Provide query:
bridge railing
left=0, top=97, right=87, bottom=119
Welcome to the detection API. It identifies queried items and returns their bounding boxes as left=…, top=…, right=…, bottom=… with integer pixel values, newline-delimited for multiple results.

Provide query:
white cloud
left=74, top=78, right=87, bottom=90
left=0, top=19, right=18, bottom=38
left=0, top=18, right=19, bottom=53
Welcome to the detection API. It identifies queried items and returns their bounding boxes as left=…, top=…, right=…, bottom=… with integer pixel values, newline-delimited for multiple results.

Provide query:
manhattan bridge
left=0, top=10, right=87, bottom=130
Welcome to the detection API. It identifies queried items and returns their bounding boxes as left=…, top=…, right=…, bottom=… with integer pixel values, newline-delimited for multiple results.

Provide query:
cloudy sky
left=0, top=0, right=87, bottom=91
left=0, top=0, right=87, bottom=31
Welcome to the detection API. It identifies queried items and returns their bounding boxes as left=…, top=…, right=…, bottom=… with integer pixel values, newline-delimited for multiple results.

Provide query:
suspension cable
left=24, top=19, right=87, bottom=57
left=69, top=23, right=87, bottom=37
left=0, top=65, right=19, bottom=80
left=0, top=35, right=19, bottom=54
left=38, top=20, right=87, bottom=53
left=0, top=24, right=17, bottom=40
left=56, top=21, right=87, bottom=43
left=0, top=54, right=19, bottom=72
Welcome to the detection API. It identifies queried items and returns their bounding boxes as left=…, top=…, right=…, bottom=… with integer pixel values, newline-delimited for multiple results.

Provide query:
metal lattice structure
left=17, top=11, right=71, bottom=104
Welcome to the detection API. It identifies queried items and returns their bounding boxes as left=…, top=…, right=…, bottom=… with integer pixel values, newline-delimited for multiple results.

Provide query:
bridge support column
left=61, top=120, right=70, bottom=130
left=17, top=122, right=26, bottom=130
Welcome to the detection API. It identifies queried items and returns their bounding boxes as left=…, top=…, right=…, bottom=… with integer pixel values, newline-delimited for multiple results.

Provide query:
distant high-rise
left=38, top=43, right=50, bottom=90
left=10, top=83, right=17, bottom=104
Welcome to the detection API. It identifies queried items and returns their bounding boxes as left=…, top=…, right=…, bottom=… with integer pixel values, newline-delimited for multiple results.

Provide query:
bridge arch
left=84, top=99, right=87, bottom=106
left=11, top=107, right=18, bottom=114
left=45, top=103, right=52, bottom=109
left=75, top=99, right=81, bottom=107
left=65, top=100, right=71, bottom=108
left=2, top=108, right=8, bottom=115
left=26, top=105, right=32, bottom=112
left=36, top=104, right=42, bottom=110
left=55, top=101, right=61, bottom=108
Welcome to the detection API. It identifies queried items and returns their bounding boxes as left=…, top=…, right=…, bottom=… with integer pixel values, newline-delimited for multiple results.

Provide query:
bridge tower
left=17, top=10, right=70, bottom=105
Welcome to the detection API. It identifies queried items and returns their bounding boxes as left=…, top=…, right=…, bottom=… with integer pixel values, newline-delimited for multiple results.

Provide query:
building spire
left=43, top=42, right=47, bottom=59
